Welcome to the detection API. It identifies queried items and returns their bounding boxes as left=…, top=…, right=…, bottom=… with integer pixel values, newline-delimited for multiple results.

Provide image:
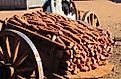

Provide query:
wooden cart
left=0, top=17, right=114, bottom=79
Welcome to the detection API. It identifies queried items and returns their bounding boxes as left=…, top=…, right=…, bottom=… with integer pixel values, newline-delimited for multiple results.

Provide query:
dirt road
left=75, top=1, right=121, bottom=27
left=75, top=1, right=121, bottom=79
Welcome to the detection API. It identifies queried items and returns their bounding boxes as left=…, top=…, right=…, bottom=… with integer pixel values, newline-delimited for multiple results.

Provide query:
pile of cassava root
left=6, top=10, right=113, bottom=75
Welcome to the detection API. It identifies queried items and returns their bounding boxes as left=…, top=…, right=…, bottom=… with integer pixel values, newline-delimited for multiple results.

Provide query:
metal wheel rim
left=0, top=29, right=44, bottom=79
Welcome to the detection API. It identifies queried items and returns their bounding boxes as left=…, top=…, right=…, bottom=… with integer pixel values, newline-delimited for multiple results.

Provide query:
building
left=0, top=0, right=47, bottom=10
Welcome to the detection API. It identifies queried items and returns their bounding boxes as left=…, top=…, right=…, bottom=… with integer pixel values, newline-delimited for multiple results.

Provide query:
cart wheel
left=0, top=30, right=44, bottom=79
left=82, top=11, right=100, bottom=27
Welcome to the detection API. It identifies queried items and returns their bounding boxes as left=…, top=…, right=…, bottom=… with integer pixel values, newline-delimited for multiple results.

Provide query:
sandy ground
left=0, top=0, right=121, bottom=79
left=75, top=1, right=121, bottom=79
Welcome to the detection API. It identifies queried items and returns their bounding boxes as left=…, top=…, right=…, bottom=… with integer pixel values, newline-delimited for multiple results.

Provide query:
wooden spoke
left=11, top=38, right=19, bottom=63
left=92, top=13, right=94, bottom=26
left=88, top=16, right=90, bottom=25
left=31, top=71, right=36, bottom=78
left=0, top=47, right=5, bottom=62
left=0, top=46, right=3, bottom=55
left=11, top=74, right=16, bottom=79
left=6, top=37, right=11, bottom=58
left=9, top=67, right=14, bottom=77
left=17, top=67, right=34, bottom=73
left=13, top=42, right=20, bottom=63
left=0, top=61, right=5, bottom=64
left=0, top=61, right=5, bottom=66
left=15, top=54, right=28, bottom=67
left=92, top=15, right=95, bottom=26
left=94, top=18, right=98, bottom=28
left=0, top=53, right=5, bottom=63
left=89, top=15, right=91, bottom=25
left=1, top=37, right=10, bottom=63
left=17, top=75, right=26, bottom=79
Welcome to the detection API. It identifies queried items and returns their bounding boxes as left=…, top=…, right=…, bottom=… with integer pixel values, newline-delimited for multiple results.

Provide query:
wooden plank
left=6, top=22, right=65, bottom=49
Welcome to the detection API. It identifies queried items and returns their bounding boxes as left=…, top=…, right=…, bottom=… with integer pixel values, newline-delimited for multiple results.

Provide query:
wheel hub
left=5, top=63, right=11, bottom=66
left=4, top=63, right=15, bottom=76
